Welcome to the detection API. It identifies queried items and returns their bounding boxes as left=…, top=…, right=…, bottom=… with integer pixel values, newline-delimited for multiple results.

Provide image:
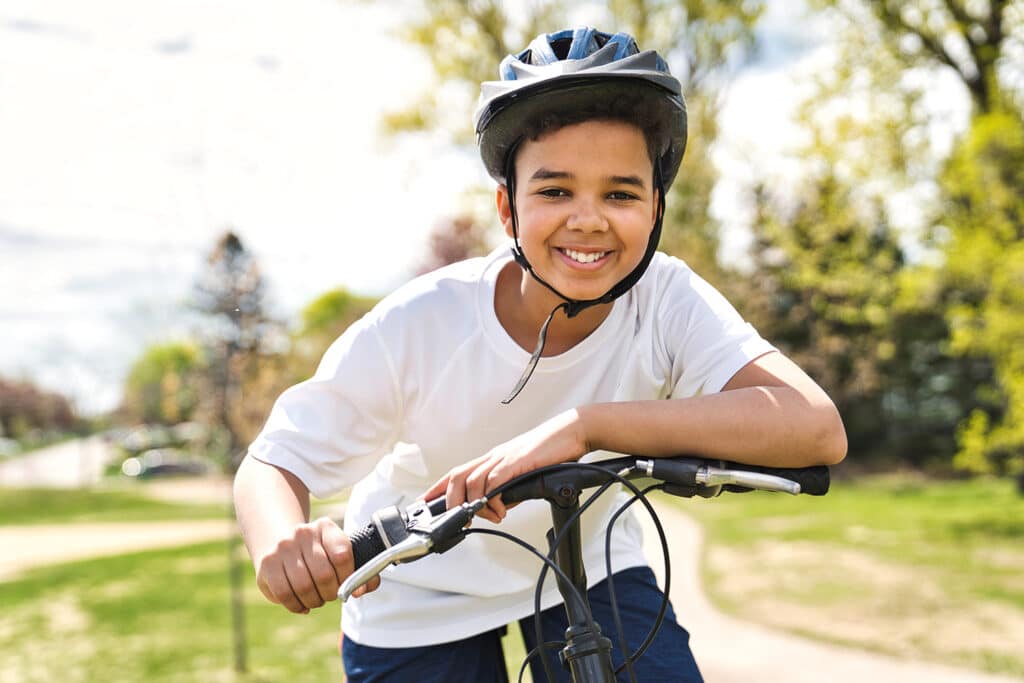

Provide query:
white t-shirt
left=249, top=246, right=774, bottom=647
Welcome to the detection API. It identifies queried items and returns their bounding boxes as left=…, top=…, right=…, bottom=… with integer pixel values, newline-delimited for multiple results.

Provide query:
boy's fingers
left=284, top=552, right=324, bottom=610
left=445, top=473, right=468, bottom=511
left=352, top=575, right=381, bottom=598
left=423, top=476, right=448, bottom=502
left=259, top=559, right=310, bottom=614
left=487, top=495, right=507, bottom=521
left=318, top=518, right=355, bottom=576
left=301, top=541, right=340, bottom=604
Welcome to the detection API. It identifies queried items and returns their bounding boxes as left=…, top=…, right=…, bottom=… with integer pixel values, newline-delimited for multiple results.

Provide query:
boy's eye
left=608, top=191, right=639, bottom=201
left=539, top=188, right=569, bottom=198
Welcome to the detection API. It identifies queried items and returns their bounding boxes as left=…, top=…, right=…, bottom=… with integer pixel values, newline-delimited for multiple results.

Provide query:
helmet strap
left=501, top=143, right=667, bottom=403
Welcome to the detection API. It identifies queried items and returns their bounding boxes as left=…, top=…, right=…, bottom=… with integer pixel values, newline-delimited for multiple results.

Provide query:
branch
left=875, top=1, right=986, bottom=109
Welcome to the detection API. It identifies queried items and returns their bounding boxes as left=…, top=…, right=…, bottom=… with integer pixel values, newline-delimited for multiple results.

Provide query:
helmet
left=475, top=28, right=688, bottom=403
left=475, top=27, right=687, bottom=189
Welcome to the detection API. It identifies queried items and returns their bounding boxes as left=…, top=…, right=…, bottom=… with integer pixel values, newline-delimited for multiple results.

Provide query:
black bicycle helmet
left=475, top=28, right=688, bottom=402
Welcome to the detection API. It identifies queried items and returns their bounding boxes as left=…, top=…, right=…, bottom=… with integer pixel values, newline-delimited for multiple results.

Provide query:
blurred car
left=120, top=448, right=210, bottom=479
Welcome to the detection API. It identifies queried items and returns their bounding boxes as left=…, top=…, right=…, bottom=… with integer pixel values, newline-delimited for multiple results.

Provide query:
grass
left=0, top=540, right=534, bottom=682
left=0, top=486, right=226, bottom=526
left=679, top=474, right=1024, bottom=677
left=0, top=541, right=343, bottom=682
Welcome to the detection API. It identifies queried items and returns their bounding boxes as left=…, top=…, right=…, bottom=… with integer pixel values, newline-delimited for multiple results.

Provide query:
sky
left=0, top=0, right=841, bottom=414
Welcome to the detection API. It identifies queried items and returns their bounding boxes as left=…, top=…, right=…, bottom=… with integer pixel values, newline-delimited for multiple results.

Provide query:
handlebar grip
left=726, top=462, right=831, bottom=495
left=349, top=522, right=386, bottom=570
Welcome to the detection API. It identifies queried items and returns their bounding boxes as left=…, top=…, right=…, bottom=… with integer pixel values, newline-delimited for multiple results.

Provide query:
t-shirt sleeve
left=247, top=316, right=402, bottom=499
left=660, top=265, right=776, bottom=398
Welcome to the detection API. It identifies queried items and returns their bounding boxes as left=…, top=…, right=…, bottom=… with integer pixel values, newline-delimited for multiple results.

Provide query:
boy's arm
left=582, top=351, right=846, bottom=467
left=233, top=455, right=378, bottom=614
left=425, top=350, right=846, bottom=523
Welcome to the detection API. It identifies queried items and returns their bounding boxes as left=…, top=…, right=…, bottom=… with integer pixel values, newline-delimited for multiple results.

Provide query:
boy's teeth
left=563, top=249, right=607, bottom=264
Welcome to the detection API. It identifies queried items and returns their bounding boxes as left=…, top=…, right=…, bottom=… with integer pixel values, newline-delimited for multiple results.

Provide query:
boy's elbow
left=816, top=402, right=847, bottom=466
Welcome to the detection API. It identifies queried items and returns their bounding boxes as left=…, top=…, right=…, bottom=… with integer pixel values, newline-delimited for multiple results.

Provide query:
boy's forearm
left=577, top=387, right=847, bottom=468
left=233, top=455, right=311, bottom=563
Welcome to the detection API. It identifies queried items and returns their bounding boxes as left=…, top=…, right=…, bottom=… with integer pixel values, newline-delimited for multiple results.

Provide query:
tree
left=745, top=168, right=908, bottom=459
left=191, top=229, right=284, bottom=675
left=416, top=214, right=491, bottom=275
left=192, top=231, right=284, bottom=469
left=121, top=341, right=204, bottom=425
left=939, top=111, right=1024, bottom=483
left=741, top=0, right=1019, bottom=473
left=855, top=0, right=1023, bottom=114
left=286, top=287, right=378, bottom=383
left=0, top=376, right=76, bottom=440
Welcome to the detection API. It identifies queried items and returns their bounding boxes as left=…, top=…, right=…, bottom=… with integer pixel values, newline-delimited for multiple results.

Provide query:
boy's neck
left=493, top=261, right=614, bottom=356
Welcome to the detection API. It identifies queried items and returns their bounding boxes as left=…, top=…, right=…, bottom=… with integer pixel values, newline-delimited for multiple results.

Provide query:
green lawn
left=680, top=474, right=1024, bottom=677
left=0, top=541, right=343, bottom=682
left=0, top=540, right=532, bottom=682
left=0, top=486, right=226, bottom=526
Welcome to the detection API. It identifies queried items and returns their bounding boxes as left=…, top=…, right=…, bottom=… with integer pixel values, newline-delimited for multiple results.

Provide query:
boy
left=234, top=27, right=846, bottom=682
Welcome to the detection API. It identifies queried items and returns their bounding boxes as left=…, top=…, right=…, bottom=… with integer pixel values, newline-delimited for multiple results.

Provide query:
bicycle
left=338, top=455, right=830, bottom=682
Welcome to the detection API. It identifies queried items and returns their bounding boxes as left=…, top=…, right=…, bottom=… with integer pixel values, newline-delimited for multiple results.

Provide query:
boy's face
left=497, top=119, right=658, bottom=304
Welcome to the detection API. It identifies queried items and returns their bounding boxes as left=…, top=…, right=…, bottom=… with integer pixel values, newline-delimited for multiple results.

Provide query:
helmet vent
left=550, top=37, right=573, bottom=60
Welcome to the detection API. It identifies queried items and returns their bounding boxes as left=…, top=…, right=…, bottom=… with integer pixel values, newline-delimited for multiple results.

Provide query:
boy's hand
left=424, top=409, right=588, bottom=524
left=254, top=517, right=380, bottom=614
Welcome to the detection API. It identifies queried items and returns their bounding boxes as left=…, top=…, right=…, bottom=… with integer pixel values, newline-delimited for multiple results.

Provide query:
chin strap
left=500, top=139, right=666, bottom=403
left=501, top=301, right=569, bottom=404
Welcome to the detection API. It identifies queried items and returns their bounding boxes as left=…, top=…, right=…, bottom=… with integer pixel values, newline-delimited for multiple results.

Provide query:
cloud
left=154, top=34, right=193, bottom=55
left=4, top=17, right=89, bottom=43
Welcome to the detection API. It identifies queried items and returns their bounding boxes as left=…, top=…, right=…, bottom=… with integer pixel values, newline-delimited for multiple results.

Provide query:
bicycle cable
left=604, top=484, right=671, bottom=680
left=481, top=461, right=673, bottom=683
left=462, top=527, right=595, bottom=683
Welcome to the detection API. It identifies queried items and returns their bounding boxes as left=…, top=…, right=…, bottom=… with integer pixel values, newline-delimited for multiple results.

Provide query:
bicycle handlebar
left=338, top=455, right=830, bottom=601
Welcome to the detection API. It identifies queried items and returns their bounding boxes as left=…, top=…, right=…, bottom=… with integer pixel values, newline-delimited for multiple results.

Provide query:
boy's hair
left=519, top=96, right=670, bottom=169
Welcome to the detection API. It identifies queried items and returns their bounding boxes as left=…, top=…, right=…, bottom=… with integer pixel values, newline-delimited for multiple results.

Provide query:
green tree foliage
left=745, top=0, right=1024, bottom=473
left=939, top=111, right=1024, bottom=479
left=746, top=168, right=906, bottom=458
left=287, top=288, right=378, bottom=382
left=121, top=342, right=204, bottom=425
left=855, top=0, right=1023, bottom=113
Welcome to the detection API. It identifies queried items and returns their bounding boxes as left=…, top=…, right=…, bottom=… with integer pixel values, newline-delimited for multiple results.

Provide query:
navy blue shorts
left=341, top=566, right=703, bottom=682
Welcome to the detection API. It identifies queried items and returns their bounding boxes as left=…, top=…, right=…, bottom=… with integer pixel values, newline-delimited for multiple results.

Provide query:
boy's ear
left=496, top=185, right=514, bottom=238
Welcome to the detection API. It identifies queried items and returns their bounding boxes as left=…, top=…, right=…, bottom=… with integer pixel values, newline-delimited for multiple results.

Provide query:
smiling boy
left=234, top=28, right=846, bottom=682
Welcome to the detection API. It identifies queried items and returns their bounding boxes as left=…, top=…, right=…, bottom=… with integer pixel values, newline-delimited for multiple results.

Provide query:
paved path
left=0, top=519, right=232, bottom=580
left=0, top=437, right=114, bottom=488
left=640, top=504, right=1022, bottom=683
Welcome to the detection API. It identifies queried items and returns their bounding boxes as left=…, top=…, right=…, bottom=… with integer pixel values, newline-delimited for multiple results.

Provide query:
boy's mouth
left=557, top=248, right=610, bottom=265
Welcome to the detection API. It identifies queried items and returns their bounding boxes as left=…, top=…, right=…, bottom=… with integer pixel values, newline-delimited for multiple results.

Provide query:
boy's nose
left=566, top=201, right=609, bottom=232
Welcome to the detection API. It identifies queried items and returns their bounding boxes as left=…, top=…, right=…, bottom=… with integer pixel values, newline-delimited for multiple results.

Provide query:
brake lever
left=338, top=498, right=489, bottom=602
left=697, top=465, right=801, bottom=495
left=338, top=534, right=433, bottom=602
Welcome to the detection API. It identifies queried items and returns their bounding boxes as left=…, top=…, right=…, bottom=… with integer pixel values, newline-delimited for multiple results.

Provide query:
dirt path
left=641, top=504, right=1022, bottom=683
left=0, top=519, right=232, bottom=581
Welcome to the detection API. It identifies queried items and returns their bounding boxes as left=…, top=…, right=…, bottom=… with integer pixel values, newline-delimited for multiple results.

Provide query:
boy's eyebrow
left=528, top=168, right=648, bottom=189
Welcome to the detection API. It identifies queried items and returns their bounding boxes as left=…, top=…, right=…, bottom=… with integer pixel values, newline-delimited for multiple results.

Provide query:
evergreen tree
left=192, top=231, right=284, bottom=469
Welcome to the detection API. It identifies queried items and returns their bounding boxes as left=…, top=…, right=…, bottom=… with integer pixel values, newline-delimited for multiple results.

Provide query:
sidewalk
left=0, top=519, right=232, bottom=581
